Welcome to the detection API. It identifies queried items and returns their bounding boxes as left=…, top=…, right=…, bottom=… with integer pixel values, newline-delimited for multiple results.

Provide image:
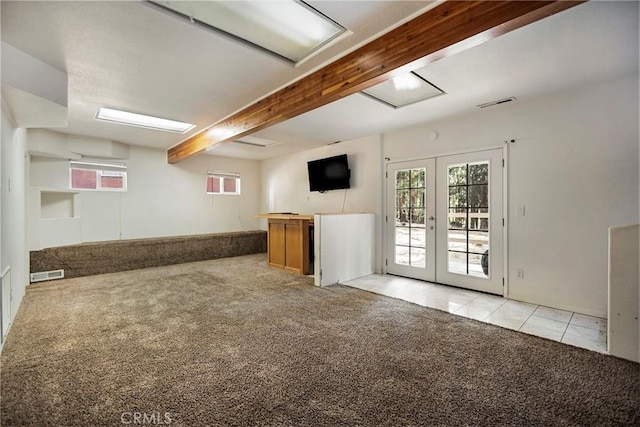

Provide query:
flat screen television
left=307, top=154, right=350, bottom=192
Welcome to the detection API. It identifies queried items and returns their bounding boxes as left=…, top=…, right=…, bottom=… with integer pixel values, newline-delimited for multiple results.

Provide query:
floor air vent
left=30, top=269, right=64, bottom=283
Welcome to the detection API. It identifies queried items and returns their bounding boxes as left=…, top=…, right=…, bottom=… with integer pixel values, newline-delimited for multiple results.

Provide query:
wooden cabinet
left=257, top=214, right=313, bottom=275
left=267, top=221, right=286, bottom=268
left=257, top=213, right=375, bottom=283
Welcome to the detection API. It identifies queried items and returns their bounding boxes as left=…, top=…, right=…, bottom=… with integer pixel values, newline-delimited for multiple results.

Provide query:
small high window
left=69, top=161, right=127, bottom=191
left=206, top=172, right=240, bottom=195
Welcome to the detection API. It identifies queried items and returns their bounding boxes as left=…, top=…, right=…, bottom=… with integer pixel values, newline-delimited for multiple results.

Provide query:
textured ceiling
left=251, top=0, right=639, bottom=151
left=1, top=1, right=638, bottom=160
left=1, top=0, right=435, bottom=151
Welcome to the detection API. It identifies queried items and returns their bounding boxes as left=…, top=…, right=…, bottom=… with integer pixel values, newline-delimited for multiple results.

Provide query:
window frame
left=206, top=172, right=241, bottom=196
left=69, top=161, right=128, bottom=192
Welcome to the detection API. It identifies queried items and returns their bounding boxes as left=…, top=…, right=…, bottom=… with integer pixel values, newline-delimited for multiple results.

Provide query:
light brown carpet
left=1, top=254, right=639, bottom=426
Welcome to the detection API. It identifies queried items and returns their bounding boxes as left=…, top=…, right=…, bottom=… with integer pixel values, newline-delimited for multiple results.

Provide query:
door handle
left=428, top=216, right=435, bottom=221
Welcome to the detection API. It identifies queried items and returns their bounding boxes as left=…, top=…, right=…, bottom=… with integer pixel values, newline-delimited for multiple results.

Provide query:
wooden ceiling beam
left=168, top=0, right=584, bottom=163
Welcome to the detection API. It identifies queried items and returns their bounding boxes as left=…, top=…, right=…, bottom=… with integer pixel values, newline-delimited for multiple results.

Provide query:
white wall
left=261, top=75, right=638, bottom=317
left=260, top=135, right=384, bottom=272
left=1, top=97, right=29, bottom=349
left=1, top=41, right=68, bottom=128
left=314, top=213, right=375, bottom=286
left=382, top=74, right=639, bottom=317
left=29, top=139, right=262, bottom=249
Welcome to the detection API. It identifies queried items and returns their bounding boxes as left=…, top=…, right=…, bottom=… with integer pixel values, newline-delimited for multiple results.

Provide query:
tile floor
left=343, top=274, right=608, bottom=354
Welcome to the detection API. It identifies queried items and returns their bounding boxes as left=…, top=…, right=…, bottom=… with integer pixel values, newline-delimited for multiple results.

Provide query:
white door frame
left=383, top=146, right=508, bottom=296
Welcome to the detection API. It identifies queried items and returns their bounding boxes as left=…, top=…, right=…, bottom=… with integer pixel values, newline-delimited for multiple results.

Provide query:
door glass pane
left=410, top=248, right=426, bottom=267
left=449, top=209, right=466, bottom=230
left=396, top=170, right=410, bottom=189
left=410, top=228, right=425, bottom=248
left=468, top=253, right=487, bottom=278
left=447, top=162, right=490, bottom=278
left=396, top=190, right=410, bottom=208
left=396, top=227, right=410, bottom=246
left=410, top=169, right=425, bottom=188
left=478, top=218, right=489, bottom=231
left=469, top=208, right=489, bottom=231
left=448, top=166, right=466, bottom=185
left=410, top=209, right=425, bottom=227
left=448, top=251, right=467, bottom=275
left=448, top=230, right=467, bottom=252
left=469, top=231, right=489, bottom=254
left=448, top=186, right=467, bottom=207
left=394, top=167, right=428, bottom=269
left=468, top=185, right=488, bottom=208
left=396, top=208, right=410, bottom=226
left=469, top=163, right=488, bottom=184
left=410, top=188, right=425, bottom=208
left=395, top=246, right=410, bottom=266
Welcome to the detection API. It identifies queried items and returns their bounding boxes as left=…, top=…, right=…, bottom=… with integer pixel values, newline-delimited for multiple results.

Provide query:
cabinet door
left=284, top=221, right=303, bottom=273
left=268, top=221, right=286, bottom=268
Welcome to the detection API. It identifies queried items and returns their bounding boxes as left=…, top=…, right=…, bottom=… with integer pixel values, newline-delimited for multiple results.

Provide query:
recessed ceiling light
left=362, top=72, right=445, bottom=108
left=148, top=0, right=346, bottom=63
left=95, top=108, right=195, bottom=133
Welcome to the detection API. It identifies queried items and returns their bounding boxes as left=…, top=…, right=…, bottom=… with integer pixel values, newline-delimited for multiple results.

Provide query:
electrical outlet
left=516, top=268, right=524, bottom=279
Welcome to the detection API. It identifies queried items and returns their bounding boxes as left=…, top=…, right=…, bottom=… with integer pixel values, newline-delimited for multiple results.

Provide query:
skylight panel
left=95, top=108, right=195, bottom=133
left=149, top=0, right=346, bottom=63
left=362, top=72, right=445, bottom=108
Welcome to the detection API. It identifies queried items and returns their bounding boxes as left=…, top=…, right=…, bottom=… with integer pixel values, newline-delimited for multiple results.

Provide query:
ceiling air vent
left=233, top=136, right=282, bottom=148
left=477, top=97, right=516, bottom=109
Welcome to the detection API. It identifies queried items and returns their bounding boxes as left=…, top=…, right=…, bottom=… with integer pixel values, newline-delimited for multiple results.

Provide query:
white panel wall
left=1, top=98, right=29, bottom=349
left=314, top=213, right=375, bottom=286
left=260, top=135, right=384, bottom=272
left=29, top=143, right=262, bottom=248
left=608, top=224, right=639, bottom=362
left=383, top=75, right=639, bottom=317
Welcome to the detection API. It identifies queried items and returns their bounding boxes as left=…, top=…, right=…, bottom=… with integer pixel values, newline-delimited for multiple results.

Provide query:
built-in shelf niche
left=40, top=190, right=77, bottom=219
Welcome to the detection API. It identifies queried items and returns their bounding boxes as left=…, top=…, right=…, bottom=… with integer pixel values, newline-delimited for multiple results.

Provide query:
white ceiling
left=2, top=1, right=638, bottom=161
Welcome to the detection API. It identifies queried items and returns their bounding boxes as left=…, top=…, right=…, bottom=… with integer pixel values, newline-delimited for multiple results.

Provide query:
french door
left=386, top=159, right=436, bottom=282
left=386, top=149, right=504, bottom=295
